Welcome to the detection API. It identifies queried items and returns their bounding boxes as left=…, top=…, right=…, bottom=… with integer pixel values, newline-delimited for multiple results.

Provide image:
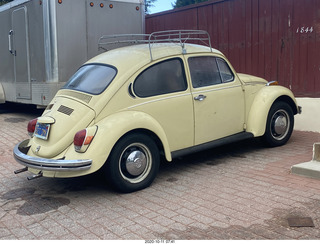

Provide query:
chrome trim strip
left=192, top=84, right=242, bottom=95
left=244, top=81, right=267, bottom=86
left=129, top=84, right=242, bottom=108
left=13, top=140, right=92, bottom=172
left=128, top=93, right=190, bottom=109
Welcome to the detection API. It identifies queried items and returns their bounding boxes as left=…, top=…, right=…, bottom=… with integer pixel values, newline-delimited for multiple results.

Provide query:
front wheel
left=263, top=101, right=294, bottom=147
left=105, top=133, right=160, bottom=193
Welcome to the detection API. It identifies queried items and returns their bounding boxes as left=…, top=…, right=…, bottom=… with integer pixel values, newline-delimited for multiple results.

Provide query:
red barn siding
left=146, top=0, right=320, bottom=97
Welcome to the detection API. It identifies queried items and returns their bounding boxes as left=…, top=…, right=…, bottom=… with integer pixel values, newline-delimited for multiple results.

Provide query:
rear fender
left=56, top=111, right=171, bottom=178
left=246, top=86, right=298, bottom=137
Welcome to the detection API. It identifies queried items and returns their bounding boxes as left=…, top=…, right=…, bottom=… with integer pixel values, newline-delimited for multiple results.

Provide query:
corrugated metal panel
left=146, top=0, right=320, bottom=97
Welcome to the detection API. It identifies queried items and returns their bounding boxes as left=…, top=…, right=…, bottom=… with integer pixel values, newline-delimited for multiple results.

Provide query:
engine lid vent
left=57, top=105, right=74, bottom=116
left=59, top=90, right=93, bottom=103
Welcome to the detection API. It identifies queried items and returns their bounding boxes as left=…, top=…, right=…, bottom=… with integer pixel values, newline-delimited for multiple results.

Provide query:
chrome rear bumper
left=13, top=140, right=92, bottom=172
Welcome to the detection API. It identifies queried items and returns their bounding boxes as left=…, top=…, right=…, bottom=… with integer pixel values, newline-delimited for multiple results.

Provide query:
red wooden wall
left=146, top=0, right=320, bottom=97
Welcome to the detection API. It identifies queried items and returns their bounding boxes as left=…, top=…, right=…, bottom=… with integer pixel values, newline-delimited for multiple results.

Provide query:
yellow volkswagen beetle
left=13, top=30, right=301, bottom=192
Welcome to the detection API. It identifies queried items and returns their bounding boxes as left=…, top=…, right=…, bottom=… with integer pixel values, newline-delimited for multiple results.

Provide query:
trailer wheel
left=263, top=101, right=294, bottom=147
left=105, top=133, right=160, bottom=193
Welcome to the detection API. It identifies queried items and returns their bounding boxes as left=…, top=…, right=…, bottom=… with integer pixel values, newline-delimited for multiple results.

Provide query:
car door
left=130, top=57, right=194, bottom=151
left=187, top=55, right=246, bottom=145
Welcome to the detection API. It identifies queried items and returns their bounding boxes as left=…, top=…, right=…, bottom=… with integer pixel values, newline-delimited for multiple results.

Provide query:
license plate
left=34, top=123, right=50, bottom=140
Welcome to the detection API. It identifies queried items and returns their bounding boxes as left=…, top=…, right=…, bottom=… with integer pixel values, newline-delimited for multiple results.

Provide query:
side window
left=188, top=57, right=222, bottom=88
left=133, top=58, right=187, bottom=98
left=188, top=56, right=235, bottom=88
left=217, top=58, right=234, bottom=83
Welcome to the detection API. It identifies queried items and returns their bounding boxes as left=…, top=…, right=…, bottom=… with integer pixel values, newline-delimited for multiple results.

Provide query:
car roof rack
left=98, top=30, right=212, bottom=61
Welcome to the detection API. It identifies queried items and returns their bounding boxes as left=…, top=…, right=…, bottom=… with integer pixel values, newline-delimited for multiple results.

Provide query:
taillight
left=27, top=119, right=38, bottom=137
left=74, top=129, right=86, bottom=150
left=74, top=127, right=97, bottom=153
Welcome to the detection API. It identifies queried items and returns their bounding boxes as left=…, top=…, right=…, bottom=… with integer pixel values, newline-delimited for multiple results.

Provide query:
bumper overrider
left=13, top=140, right=92, bottom=173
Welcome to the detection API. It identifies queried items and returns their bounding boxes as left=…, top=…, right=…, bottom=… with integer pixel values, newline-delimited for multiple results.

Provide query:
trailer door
left=12, top=6, right=31, bottom=100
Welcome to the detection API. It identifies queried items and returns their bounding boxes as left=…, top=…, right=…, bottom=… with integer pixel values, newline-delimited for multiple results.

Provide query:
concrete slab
left=291, top=143, right=320, bottom=179
left=291, top=161, right=320, bottom=180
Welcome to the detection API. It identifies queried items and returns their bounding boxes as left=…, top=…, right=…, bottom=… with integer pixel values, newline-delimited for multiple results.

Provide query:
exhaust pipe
left=14, top=167, right=28, bottom=174
left=27, top=172, right=43, bottom=180
left=14, top=167, right=43, bottom=180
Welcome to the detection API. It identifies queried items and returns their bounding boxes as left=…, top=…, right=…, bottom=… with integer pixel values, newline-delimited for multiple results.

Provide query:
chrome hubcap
left=119, top=143, right=152, bottom=183
left=125, top=150, right=147, bottom=176
left=271, top=109, right=290, bottom=141
left=274, top=116, right=287, bottom=135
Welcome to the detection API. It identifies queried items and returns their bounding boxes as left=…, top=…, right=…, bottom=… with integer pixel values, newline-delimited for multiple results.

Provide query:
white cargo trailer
left=0, top=0, right=144, bottom=106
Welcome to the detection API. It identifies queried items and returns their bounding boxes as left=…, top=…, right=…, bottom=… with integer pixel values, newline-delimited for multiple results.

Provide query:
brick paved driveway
left=1, top=103, right=320, bottom=240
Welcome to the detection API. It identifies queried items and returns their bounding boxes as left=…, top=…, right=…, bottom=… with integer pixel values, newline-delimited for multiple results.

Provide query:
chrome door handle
left=194, top=94, right=207, bottom=101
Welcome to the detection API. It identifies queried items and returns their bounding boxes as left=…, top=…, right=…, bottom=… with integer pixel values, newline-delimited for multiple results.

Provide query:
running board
left=172, top=132, right=254, bottom=159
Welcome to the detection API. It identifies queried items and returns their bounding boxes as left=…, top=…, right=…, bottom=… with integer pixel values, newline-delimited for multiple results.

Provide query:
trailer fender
left=55, top=111, right=171, bottom=178
left=0, top=83, right=5, bottom=104
left=246, top=86, right=298, bottom=137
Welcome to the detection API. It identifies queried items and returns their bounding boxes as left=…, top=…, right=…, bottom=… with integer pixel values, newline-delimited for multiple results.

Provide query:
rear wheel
left=263, top=101, right=294, bottom=147
left=105, top=133, right=160, bottom=193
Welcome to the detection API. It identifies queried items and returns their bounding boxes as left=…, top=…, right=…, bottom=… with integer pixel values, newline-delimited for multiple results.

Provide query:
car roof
left=86, top=43, right=224, bottom=73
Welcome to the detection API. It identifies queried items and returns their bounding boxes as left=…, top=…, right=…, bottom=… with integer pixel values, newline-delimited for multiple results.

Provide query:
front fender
left=56, top=111, right=171, bottom=178
left=246, top=86, right=298, bottom=137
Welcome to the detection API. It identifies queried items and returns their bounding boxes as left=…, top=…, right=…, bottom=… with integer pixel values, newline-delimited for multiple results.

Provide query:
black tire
left=105, top=133, right=160, bottom=193
left=263, top=101, right=294, bottom=147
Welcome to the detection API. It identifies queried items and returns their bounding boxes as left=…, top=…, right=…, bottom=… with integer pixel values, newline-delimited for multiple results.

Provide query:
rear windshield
left=62, top=64, right=117, bottom=95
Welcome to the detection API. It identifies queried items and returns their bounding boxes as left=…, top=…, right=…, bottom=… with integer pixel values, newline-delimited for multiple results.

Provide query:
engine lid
left=30, top=96, right=95, bottom=158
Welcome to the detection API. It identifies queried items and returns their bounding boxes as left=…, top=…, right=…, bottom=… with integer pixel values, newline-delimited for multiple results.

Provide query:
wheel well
left=118, top=129, right=165, bottom=158
left=273, top=95, right=298, bottom=115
